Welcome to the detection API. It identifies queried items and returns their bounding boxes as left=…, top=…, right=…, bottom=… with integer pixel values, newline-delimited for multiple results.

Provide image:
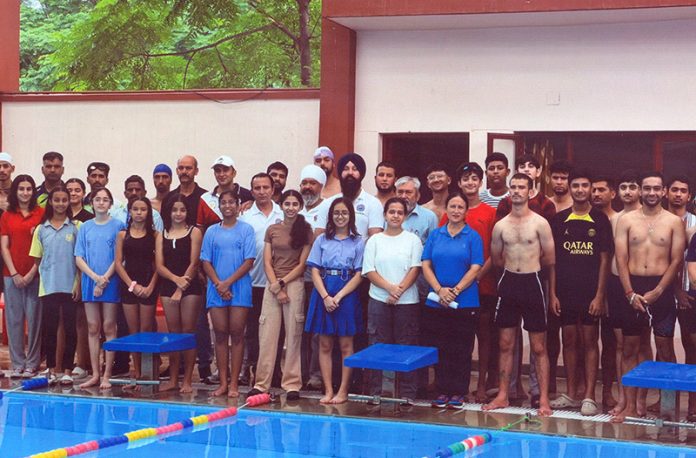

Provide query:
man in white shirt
left=239, top=172, right=284, bottom=384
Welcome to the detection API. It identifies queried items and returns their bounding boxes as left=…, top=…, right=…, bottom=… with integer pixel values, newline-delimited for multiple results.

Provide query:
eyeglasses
left=332, top=211, right=350, bottom=217
left=427, top=173, right=447, bottom=181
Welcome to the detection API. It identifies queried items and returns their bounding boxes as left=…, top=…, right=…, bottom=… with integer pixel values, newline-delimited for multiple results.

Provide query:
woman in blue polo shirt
left=422, top=190, right=483, bottom=409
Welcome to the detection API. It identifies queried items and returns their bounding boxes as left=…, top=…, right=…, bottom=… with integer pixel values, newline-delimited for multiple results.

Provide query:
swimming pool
left=0, top=393, right=692, bottom=458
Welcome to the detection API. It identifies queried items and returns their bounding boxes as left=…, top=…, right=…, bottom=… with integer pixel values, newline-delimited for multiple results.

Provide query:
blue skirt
left=305, top=274, right=362, bottom=336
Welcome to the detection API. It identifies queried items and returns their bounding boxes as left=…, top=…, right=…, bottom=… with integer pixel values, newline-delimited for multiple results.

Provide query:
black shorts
left=558, top=295, right=600, bottom=327
left=622, top=275, right=676, bottom=338
left=606, top=274, right=627, bottom=329
left=479, top=294, right=497, bottom=314
left=120, top=286, right=158, bottom=306
left=678, top=290, right=696, bottom=335
left=495, top=270, right=546, bottom=333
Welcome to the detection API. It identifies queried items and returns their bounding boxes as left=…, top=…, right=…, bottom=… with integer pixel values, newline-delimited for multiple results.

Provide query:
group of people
left=0, top=148, right=693, bottom=421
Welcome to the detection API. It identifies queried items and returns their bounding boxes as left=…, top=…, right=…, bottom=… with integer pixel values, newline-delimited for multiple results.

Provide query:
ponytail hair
left=126, top=197, right=155, bottom=237
left=280, top=190, right=310, bottom=249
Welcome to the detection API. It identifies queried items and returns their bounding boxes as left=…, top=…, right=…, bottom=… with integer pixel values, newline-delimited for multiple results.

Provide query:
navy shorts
left=558, top=295, right=600, bottom=327
left=495, top=270, right=546, bottom=333
left=622, top=275, right=676, bottom=338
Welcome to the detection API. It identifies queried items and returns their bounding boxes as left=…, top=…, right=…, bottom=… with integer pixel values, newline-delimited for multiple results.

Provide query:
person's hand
left=96, top=275, right=109, bottom=289
left=629, top=293, right=647, bottom=313
left=215, top=280, right=229, bottom=298
left=676, top=289, right=693, bottom=310
left=94, top=284, right=104, bottom=298
left=386, top=283, right=403, bottom=302
left=269, top=281, right=282, bottom=295
left=437, top=287, right=456, bottom=306
left=277, top=290, right=290, bottom=305
left=239, top=200, right=254, bottom=214
left=588, top=296, right=604, bottom=316
left=643, top=288, right=663, bottom=307
left=171, top=288, right=183, bottom=305
left=72, top=284, right=81, bottom=302
left=323, top=295, right=338, bottom=312
left=550, top=294, right=561, bottom=317
left=12, top=274, right=26, bottom=288
left=174, top=275, right=190, bottom=291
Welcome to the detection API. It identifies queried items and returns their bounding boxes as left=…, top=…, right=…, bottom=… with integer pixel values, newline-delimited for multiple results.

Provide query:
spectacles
left=427, top=173, right=447, bottom=181
left=332, top=211, right=350, bottom=217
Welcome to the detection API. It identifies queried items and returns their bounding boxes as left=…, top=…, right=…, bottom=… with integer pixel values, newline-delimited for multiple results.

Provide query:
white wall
left=1, top=98, right=319, bottom=195
left=354, top=18, right=696, bottom=172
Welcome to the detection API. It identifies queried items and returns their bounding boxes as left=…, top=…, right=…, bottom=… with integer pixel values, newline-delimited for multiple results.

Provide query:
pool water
left=0, top=393, right=692, bottom=458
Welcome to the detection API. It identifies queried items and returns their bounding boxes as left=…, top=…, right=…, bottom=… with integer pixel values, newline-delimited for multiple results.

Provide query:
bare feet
left=609, top=399, right=626, bottom=416
left=482, top=395, right=509, bottom=411
left=79, top=375, right=100, bottom=389
left=227, top=389, right=239, bottom=398
left=99, top=377, right=112, bottom=390
left=179, top=383, right=193, bottom=394
left=320, top=393, right=335, bottom=404
left=330, top=393, right=348, bottom=404
left=537, top=401, right=553, bottom=417
left=159, top=380, right=179, bottom=392
left=474, top=390, right=489, bottom=403
left=211, top=386, right=228, bottom=397
left=647, top=399, right=660, bottom=413
left=636, top=398, right=647, bottom=417
left=611, top=406, right=637, bottom=423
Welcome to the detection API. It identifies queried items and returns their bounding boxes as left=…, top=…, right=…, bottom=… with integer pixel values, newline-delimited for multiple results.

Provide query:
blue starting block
left=622, top=361, right=696, bottom=422
left=345, top=343, right=437, bottom=410
left=103, top=332, right=195, bottom=390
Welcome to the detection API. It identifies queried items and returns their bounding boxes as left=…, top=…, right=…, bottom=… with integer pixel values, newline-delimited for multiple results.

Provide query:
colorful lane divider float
left=422, top=412, right=542, bottom=457
left=25, top=393, right=272, bottom=458
left=0, top=377, right=50, bottom=399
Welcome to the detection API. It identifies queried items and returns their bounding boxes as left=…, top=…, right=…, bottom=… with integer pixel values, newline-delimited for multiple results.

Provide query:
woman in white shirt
left=362, top=197, right=423, bottom=401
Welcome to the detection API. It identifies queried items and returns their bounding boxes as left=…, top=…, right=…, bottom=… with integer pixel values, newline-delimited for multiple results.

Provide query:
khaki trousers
left=254, top=279, right=305, bottom=392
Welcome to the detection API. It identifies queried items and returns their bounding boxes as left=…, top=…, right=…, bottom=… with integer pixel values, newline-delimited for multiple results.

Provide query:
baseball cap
left=211, top=155, right=235, bottom=169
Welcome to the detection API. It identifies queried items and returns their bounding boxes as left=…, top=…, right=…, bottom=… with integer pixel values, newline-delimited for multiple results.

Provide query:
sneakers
left=247, top=388, right=264, bottom=397
left=431, top=394, right=449, bottom=408
left=447, top=394, right=466, bottom=409
left=10, top=369, right=23, bottom=379
left=286, top=391, right=300, bottom=401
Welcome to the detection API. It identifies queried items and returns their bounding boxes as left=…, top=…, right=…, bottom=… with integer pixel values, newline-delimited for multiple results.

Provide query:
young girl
left=250, top=190, right=313, bottom=400
left=201, top=190, right=255, bottom=398
left=30, top=186, right=79, bottom=384
left=115, top=197, right=159, bottom=380
left=65, top=178, right=93, bottom=380
left=74, top=187, right=125, bottom=389
left=305, top=198, right=364, bottom=404
left=155, top=195, right=202, bottom=393
left=362, top=197, right=423, bottom=401
left=0, top=175, right=44, bottom=378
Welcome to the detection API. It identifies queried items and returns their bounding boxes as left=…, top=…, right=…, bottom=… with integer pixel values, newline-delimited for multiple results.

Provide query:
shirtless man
left=374, top=161, right=396, bottom=206
left=549, top=160, right=573, bottom=213
left=0, top=152, right=15, bottom=211
left=423, top=163, right=451, bottom=221
left=483, top=173, right=555, bottom=416
left=313, top=146, right=340, bottom=198
left=612, top=171, right=685, bottom=423
left=606, top=170, right=643, bottom=416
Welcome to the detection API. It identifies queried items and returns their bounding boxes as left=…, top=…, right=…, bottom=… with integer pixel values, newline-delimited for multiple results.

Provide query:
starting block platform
left=622, top=361, right=696, bottom=423
left=103, top=332, right=196, bottom=390
left=345, top=343, right=437, bottom=412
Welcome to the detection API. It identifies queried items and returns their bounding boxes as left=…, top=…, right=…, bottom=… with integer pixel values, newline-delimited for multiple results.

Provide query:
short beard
left=554, top=188, right=568, bottom=197
left=302, top=191, right=319, bottom=207
left=340, top=176, right=361, bottom=200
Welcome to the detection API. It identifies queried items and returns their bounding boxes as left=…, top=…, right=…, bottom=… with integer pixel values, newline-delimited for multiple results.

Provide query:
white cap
left=211, top=155, right=235, bottom=169
left=313, top=146, right=334, bottom=160
left=0, top=152, right=13, bottom=164
left=300, top=164, right=326, bottom=187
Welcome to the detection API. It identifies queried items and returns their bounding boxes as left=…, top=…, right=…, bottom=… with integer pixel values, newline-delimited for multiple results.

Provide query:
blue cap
left=153, top=163, right=172, bottom=176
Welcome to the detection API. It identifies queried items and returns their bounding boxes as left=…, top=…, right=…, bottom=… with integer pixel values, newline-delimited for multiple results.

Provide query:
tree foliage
left=20, top=0, right=321, bottom=91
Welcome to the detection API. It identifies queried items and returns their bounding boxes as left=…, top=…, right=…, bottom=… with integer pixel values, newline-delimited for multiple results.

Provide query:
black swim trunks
left=622, top=275, right=676, bottom=338
left=495, top=270, right=546, bottom=332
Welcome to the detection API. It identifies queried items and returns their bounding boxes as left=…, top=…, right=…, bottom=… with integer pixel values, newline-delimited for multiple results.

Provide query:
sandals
left=550, top=393, right=581, bottom=409
left=581, top=398, right=600, bottom=416
left=431, top=394, right=449, bottom=408
left=60, top=374, right=74, bottom=386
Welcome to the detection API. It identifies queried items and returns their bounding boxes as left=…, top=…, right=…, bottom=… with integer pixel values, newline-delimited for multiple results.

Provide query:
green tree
left=21, top=0, right=321, bottom=91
